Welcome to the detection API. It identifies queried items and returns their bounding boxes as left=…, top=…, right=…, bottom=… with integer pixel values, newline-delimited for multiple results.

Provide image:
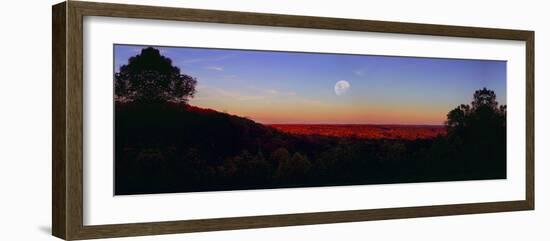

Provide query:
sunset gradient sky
left=114, top=45, right=506, bottom=125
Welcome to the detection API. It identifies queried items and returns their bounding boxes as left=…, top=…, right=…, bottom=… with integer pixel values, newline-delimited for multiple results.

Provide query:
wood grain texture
left=52, top=1, right=535, bottom=240
left=525, top=32, right=535, bottom=209
left=66, top=1, right=85, bottom=240
left=52, top=2, right=67, bottom=240
left=73, top=201, right=530, bottom=240
left=71, top=1, right=533, bottom=40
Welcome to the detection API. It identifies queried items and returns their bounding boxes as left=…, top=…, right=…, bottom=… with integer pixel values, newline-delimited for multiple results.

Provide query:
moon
left=334, top=80, right=350, bottom=96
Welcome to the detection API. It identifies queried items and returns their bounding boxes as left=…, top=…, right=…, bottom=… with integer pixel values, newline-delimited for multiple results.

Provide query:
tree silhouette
left=446, top=88, right=506, bottom=133
left=115, top=47, right=197, bottom=103
left=444, top=87, right=506, bottom=178
left=472, top=88, right=499, bottom=110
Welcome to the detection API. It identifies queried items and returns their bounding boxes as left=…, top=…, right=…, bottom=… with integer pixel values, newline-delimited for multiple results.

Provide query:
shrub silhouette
left=270, top=148, right=291, bottom=166
left=115, top=47, right=197, bottom=103
left=275, top=152, right=311, bottom=184
left=223, top=150, right=272, bottom=186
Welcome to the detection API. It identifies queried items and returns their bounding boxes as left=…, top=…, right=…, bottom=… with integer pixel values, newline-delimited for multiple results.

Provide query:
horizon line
left=260, top=122, right=446, bottom=127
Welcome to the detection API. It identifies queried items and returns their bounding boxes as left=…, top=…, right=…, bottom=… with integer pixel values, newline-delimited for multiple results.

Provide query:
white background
left=84, top=16, right=525, bottom=225
left=0, top=0, right=547, bottom=240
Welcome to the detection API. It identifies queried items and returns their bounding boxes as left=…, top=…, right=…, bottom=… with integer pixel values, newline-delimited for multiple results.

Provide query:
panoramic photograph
left=113, top=44, right=507, bottom=195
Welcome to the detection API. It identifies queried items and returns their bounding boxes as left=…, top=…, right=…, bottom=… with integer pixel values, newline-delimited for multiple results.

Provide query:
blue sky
left=114, top=44, right=506, bottom=125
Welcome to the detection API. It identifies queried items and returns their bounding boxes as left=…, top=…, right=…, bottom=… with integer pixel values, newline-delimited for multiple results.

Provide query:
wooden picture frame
left=52, top=1, right=534, bottom=240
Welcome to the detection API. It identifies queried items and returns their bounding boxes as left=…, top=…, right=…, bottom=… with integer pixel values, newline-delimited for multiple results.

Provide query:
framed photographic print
left=52, top=1, right=534, bottom=240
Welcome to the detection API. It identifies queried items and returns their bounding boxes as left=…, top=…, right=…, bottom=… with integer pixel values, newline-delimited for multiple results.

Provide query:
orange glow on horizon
left=191, top=97, right=450, bottom=125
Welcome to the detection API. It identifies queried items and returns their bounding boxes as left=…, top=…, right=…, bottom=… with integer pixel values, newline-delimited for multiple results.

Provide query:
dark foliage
left=115, top=47, right=197, bottom=103
left=441, top=88, right=507, bottom=179
left=115, top=88, right=506, bottom=194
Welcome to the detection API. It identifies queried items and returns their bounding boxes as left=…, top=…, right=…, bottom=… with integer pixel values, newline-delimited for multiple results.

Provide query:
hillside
left=114, top=102, right=505, bottom=195
left=115, top=102, right=282, bottom=161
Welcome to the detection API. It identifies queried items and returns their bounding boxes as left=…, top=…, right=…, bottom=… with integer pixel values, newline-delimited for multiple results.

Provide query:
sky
left=114, top=44, right=507, bottom=125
